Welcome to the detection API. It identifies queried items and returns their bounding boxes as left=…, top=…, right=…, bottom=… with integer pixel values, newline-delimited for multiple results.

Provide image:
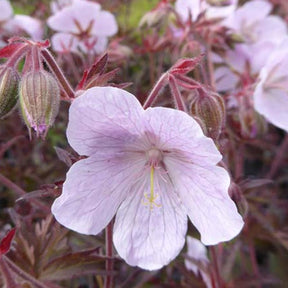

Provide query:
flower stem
left=168, top=74, right=186, bottom=112
left=0, top=257, right=19, bottom=287
left=41, top=49, right=75, bottom=99
left=0, top=172, right=25, bottom=197
left=3, top=256, right=54, bottom=288
left=104, top=222, right=114, bottom=288
left=143, top=73, right=168, bottom=109
left=267, top=133, right=288, bottom=178
left=6, top=44, right=29, bottom=68
left=210, top=246, right=224, bottom=288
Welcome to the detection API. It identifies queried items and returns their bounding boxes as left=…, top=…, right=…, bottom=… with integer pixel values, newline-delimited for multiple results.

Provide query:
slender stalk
left=206, top=34, right=216, bottom=90
left=3, top=256, right=53, bottom=288
left=267, top=133, right=288, bottom=178
left=0, top=172, right=25, bottom=197
left=143, top=73, right=168, bottom=109
left=41, top=49, right=75, bottom=99
left=6, top=44, right=30, bottom=68
left=104, top=222, right=114, bottom=288
left=0, top=135, right=25, bottom=159
left=0, top=257, right=19, bottom=287
left=31, top=45, right=42, bottom=72
left=168, top=74, right=186, bottom=112
left=148, top=53, right=155, bottom=85
left=248, top=243, right=261, bottom=288
left=0, top=172, right=49, bottom=212
left=210, top=246, right=224, bottom=288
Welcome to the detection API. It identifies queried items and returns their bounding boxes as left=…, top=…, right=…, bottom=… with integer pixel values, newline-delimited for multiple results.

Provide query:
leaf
left=170, top=55, right=204, bottom=75
left=0, top=43, right=25, bottom=58
left=0, top=228, right=16, bottom=256
left=40, top=248, right=116, bottom=281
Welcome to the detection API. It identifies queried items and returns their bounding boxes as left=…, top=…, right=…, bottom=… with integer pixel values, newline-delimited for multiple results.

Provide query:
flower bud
left=19, top=70, right=60, bottom=138
left=0, top=67, right=20, bottom=118
left=190, top=89, right=226, bottom=140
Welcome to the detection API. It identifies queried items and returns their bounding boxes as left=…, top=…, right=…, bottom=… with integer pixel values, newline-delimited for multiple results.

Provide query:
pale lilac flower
left=0, top=0, right=13, bottom=22
left=3, top=15, right=43, bottom=40
left=253, top=38, right=288, bottom=132
left=224, top=0, right=286, bottom=46
left=52, top=87, right=244, bottom=270
left=175, top=0, right=238, bottom=22
left=185, top=236, right=212, bottom=288
left=47, top=0, right=117, bottom=54
left=0, top=0, right=43, bottom=41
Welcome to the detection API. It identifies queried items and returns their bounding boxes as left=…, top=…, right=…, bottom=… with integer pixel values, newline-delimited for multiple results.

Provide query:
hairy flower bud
left=19, top=70, right=60, bottom=138
left=190, top=89, right=226, bottom=140
left=0, top=67, right=20, bottom=118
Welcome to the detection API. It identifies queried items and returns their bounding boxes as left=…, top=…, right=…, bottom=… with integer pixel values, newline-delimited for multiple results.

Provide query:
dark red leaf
left=87, top=53, right=108, bottom=80
left=170, top=54, right=204, bottom=75
left=0, top=43, right=25, bottom=58
left=0, top=228, right=16, bottom=256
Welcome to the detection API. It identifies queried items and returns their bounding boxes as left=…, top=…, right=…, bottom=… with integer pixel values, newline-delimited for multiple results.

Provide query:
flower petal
left=11, top=15, right=43, bottom=40
left=67, top=87, right=145, bottom=156
left=52, top=151, right=146, bottom=235
left=254, top=80, right=288, bottom=132
left=90, top=11, right=118, bottom=37
left=165, top=158, right=244, bottom=245
left=143, top=107, right=222, bottom=166
left=113, top=169, right=187, bottom=270
left=51, top=33, right=79, bottom=53
left=0, top=0, right=13, bottom=22
left=254, top=39, right=288, bottom=132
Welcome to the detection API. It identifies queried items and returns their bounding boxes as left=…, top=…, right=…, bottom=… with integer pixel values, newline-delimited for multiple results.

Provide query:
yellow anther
left=142, top=166, right=161, bottom=210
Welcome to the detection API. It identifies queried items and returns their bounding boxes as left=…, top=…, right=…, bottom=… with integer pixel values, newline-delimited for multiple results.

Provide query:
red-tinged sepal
left=0, top=228, right=16, bottom=256
left=169, top=54, right=204, bottom=75
left=0, top=43, right=26, bottom=59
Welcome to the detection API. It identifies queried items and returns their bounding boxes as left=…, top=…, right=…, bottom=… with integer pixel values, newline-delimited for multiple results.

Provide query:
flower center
left=142, top=148, right=163, bottom=210
left=146, top=148, right=163, bottom=167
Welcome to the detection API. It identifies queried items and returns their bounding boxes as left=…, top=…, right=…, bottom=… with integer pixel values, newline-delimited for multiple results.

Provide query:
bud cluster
left=0, top=38, right=64, bottom=139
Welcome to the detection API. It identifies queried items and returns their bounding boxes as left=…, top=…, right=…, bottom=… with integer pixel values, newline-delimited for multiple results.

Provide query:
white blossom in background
left=47, top=0, right=118, bottom=54
left=175, top=0, right=238, bottom=22
left=224, top=0, right=286, bottom=46
left=214, top=1, right=287, bottom=92
left=185, top=236, right=212, bottom=288
left=52, top=86, right=244, bottom=270
left=253, top=38, right=288, bottom=132
left=0, top=0, right=43, bottom=42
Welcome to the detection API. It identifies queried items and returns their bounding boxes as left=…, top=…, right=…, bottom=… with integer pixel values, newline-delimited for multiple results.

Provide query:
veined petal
left=113, top=168, right=187, bottom=270
left=52, top=151, right=146, bottom=235
left=143, top=107, right=222, bottom=166
left=67, top=87, right=145, bottom=156
left=165, top=158, right=244, bottom=245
